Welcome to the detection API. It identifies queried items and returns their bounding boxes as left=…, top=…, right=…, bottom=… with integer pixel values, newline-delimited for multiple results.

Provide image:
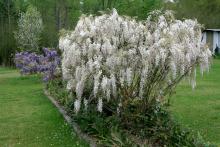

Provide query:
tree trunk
left=7, top=0, right=11, bottom=66
left=7, top=0, right=11, bottom=36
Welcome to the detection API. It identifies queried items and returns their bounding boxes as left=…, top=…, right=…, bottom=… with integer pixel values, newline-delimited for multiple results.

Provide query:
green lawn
left=0, top=68, right=88, bottom=147
left=170, top=58, right=220, bottom=145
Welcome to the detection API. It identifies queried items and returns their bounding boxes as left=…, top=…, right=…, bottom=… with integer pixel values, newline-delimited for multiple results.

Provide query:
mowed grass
left=0, top=67, right=88, bottom=147
left=170, top=58, right=220, bottom=145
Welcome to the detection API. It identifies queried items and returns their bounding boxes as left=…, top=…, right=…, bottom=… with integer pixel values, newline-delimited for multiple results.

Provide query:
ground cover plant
left=47, top=9, right=215, bottom=146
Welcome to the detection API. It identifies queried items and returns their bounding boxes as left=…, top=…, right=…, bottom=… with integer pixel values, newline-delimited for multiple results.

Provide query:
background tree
left=14, top=5, right=43, bottom=51
left=82, top=0, right=162, bottom=20
left=165, top=0, right=220, bottom=28
left=0, top=0, right=17, bottom=66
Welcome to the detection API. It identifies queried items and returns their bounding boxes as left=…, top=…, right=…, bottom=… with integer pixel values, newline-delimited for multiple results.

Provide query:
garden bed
left=45, top=78, right=214, bottom=147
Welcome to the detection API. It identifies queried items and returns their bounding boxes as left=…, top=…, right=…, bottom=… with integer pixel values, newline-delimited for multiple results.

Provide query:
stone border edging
left=44, top=90, right=97, bottom=147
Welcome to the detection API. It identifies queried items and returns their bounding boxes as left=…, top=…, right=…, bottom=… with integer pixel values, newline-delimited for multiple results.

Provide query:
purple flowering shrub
left=15, top=52, right=40, bottom=74
left=15, top=48, right=61, bottom=82
left=40, top=48, right=61, bottom=81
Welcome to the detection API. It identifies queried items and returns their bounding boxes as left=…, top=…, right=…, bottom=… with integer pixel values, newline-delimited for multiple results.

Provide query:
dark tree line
left=9, top=0, right=220, bottom=66
left=1, top=0, right=220, bottom=66
left=0, top=0, right=163, bottom=66
left=0, top=0, right=17, bottom=65
left=165, top=0, right=220, bottom=29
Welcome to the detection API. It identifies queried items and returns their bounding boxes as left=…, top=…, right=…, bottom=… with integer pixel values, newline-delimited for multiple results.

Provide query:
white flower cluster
left=59, top=9, right=211, bottom=113
left=15, top=6, right=43, bottom=51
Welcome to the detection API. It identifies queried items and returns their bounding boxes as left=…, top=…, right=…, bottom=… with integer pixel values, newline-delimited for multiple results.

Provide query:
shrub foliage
left=15, top=48, right=60, bottom=82
left=59, top=9, right=211, bottom=115
left=52, top=9, right=214, bottom=146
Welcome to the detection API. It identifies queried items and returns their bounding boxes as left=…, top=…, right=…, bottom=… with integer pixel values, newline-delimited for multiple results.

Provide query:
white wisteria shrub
left=59, top=9, right=211, bottom=114
left=15, top=5, right=43, bottom=51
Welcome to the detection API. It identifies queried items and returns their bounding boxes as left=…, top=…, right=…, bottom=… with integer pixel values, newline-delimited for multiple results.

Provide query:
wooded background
left=1, top=0, right=220, bottom=66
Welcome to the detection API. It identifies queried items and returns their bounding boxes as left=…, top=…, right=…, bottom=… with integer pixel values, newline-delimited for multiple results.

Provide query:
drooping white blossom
left=74, top=99, right=81, bottom=113
left=60, top=9, right=211, bottom=113
left=84, top=99, right=88, bottom=111
left=97, top=98, right=103, bottom=112
left=126, top=68, right=133, bottom=86
left=76, top=80, right=84, bottom=99
left=110, top=74, right=117, bottom=98
left=94, top=71, right=102, bottom=97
